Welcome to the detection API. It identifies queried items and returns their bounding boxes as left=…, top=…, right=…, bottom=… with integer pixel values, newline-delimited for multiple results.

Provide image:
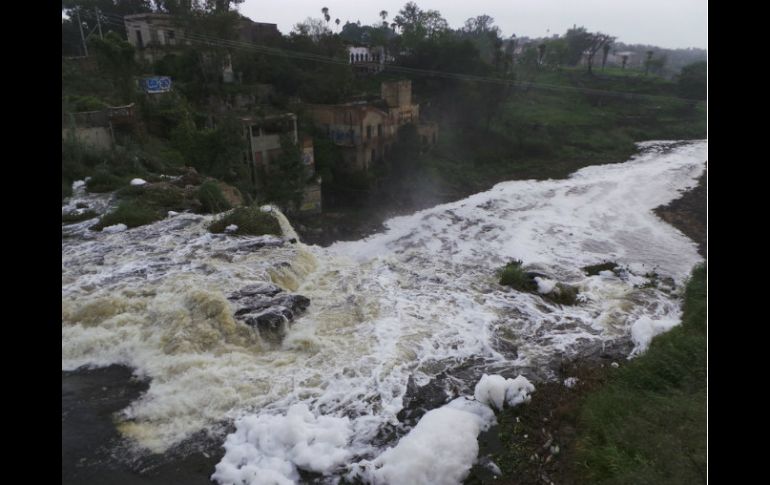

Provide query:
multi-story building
left=307, top=80, right=438, bottom=172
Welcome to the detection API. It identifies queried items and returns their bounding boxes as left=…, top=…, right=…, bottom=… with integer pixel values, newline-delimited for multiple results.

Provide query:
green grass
left=572, top=264, right=706, bottom=484
left=498, top=260, right=537, bottom=292
left=583, top=262, right=619, bottom=276
left=62, top=210, right=99, bottom=224
left=209, top=206, right=282, bottom=236
left=92, top=201, right=164, bottom=230
left=197, top=180, right=233, bottom=214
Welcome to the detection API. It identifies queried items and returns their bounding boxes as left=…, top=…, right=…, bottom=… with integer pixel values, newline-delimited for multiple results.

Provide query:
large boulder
left=229, top=284, right=310, bottom=343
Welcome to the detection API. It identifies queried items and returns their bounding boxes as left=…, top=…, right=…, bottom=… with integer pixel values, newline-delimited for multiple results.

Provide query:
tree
left=585, top=32, right=615, bottom=74
left=537, top=43, right=547, bottom=66
left=564, top=26, right=593, bottom=66
left=677, top=61, right=706, bottom=100
left=601, top=43, right=611, bottom=70
left=89, top=31, right=136, bottom=102
left=293, top=17, right=331, bottom=42
left=460, top=15, right=502, bottom=66
left=621, top=53, right=629, bottom=69
left=261, top=134, right=307, bottom=210
left=393, top=2, right=448, bottom=49
left=321, top=6, right=330, bottom=24
left=644, top=50, right=654, bottom=75
left=380, top=10, right=388, bottom=26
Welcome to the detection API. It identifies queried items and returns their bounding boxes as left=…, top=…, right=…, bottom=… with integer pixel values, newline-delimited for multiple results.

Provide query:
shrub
left=86, top=170, right=127, bottom=193
left=209, top=206, right=281, bottom=236
left=547, top=282, right=579, bottom=305
left=583, top=261, right=618, bottom=276
left=92, top=201, right=162, bottom=230
left=498, top=260, right=537, bottom=291
left=197, top=180, right=232, bottom=214
left=62, top=210, right=99, bottom=224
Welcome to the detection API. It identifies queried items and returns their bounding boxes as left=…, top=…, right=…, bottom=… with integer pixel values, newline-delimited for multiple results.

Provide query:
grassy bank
left=571, top=263, right=706, bottom=483
left=300, top=68, right=706, bottom=244
left=414, top=69, right=706, bottom=199
left=472, top=263, right=707, bottom=484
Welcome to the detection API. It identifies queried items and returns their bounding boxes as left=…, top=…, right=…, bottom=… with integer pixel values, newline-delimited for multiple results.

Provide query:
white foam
left=563, top=377, right=578, bottom=388
left=61, top=141, right=706, bottom=466
left=130, top=178, right=147, bottom=186
left=72, top=180, right=86, bottom=190
left=474, top=374, right=535, bottom=411
left=102, top=223, right=128, bottom=233
left=534, top=277, right=557, bottom=294
left=352, top=397, right=496, bottom=485
left=225, top=224, right=238, bottom=233
left=629, top=315, right=681, bottom=356
left=212, top=404, right=353, bottom=484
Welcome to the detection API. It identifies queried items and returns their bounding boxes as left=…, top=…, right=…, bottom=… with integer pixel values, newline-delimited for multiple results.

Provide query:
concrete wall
left=381, top=80, right=412, bottom=108
left=62, top=127, right=112, bottom=151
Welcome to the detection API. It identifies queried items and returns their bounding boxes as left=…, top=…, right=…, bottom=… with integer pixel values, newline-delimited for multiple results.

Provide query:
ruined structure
left=307, top=80, right=438, bottom=172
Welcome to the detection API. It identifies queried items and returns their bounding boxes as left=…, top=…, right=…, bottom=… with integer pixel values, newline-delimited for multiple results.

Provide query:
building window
left=350, top=53, right=354, bottom=63
left=377, top=124, right=382, bottom=137
left=371, top=149, right=376, bottom=162
left=366, top=125, right=372, bottom=139
left=167, top=30, right=175, bottom=45
left=135, top=30, right=144, bottom=49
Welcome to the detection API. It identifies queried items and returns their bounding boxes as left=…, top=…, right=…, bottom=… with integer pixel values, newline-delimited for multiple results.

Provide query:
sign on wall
left=141, top=76, right=172, bottom=93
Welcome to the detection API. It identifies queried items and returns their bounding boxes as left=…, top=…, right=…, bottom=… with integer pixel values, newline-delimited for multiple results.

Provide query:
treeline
left=62, top=1, right=707, bottom=213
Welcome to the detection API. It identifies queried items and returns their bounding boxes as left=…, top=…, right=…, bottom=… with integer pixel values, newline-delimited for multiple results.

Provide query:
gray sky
left=239, top=0, right=707, bottom=49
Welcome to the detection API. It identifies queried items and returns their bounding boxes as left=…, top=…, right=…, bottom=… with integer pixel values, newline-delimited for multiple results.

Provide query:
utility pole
left=95, top=7, right=103, bottom=39
left=76, top=8, right=89, bottom=56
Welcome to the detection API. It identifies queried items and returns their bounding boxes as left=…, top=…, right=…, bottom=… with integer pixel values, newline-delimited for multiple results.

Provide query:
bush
left=116, top=183, right=189, bottom=210
left=209, top=206, right=281, bottom=236
left=548, top=282, right=579, bottom=305
left=86, top=170, right=128, bottom=193
left=62, top=210, right=99, bottom=224
left=498, top=260, right=537, bottom=291
left=92, top=201, right=162, bottom=230
left=62, top=180, right=73, bottom=201
left=583, top=261, right=618, bottom=276
left=197, top=180, right=232, bottom=214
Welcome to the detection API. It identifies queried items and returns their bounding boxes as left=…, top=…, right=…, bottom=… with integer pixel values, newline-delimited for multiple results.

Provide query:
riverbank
left=296, top=70, right=706, bottom=246
left=655, top=168, right=707, bottom=258
left=468, top=168, right=707, bottom=484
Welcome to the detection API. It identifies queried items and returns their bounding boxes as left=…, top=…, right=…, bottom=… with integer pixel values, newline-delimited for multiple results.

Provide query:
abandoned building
left=123, top=13, right=278, bottom=82
left=347, top=46, right=391, bottom=73
left=306, top=80, right=438, bottom=172
left=62, top=104, right=136, bottom=151
left=240, top=112, right=322, bottom=213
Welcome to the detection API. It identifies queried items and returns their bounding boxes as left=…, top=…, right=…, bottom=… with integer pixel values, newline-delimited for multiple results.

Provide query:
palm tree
left=380, top=10, right=388, bottom=25
left=335, top=18, right=340, bottom=32
left=321, top=7, right=330, bottom=24
left=644, top=50, right=654, bottom=75
left=601, top=43, right=611, bottom=70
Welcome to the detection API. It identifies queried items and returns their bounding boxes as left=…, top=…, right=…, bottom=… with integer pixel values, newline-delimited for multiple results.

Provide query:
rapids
left=62, top=140, right=706, bottom=482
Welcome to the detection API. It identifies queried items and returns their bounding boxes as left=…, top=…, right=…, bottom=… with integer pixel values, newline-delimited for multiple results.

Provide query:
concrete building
left=347, top=45, right=390, bottom=73
left=239, top=112, right=321, bottom=213
left=123, top=14, right=280, bottom=81
left=307, top=80, right=437, bottom=172
left=124, top=13, right=186, bottom=64
left=62, top=104, right=137, bottom=151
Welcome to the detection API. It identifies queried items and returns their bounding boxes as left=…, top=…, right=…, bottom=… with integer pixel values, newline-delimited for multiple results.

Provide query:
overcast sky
left=239, top=0, right=707, bottom=49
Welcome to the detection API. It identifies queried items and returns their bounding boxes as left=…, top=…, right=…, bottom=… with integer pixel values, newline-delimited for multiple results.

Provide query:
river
left=62, top=140, right=706, bottom=484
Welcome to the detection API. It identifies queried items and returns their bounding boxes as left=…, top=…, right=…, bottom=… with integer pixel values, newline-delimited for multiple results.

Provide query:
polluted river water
left=62, top=140, right=706, bottom=484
